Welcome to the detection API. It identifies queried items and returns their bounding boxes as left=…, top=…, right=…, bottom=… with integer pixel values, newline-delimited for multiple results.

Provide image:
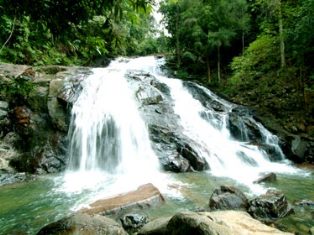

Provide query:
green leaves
left=161, top=0, right=249, bottom=83
left=0, top=0, right=156, bottom=65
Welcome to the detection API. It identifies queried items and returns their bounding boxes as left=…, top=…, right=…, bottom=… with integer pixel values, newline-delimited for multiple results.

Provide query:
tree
left=255, top=0, right=286, bottom=68
left=160, top=0, right=249, bottom=83
left=0, top=0, right=156, bottom=65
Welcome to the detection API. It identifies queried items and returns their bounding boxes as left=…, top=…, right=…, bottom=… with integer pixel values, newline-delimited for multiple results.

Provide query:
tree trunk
left=217, top=45, right=221, bottom=83
left=206, top=55, right=211, bottom=83
left=175, top=5, right=181, bottom=68
left=242, top=31, right=245, bottom=55
left=278, top=0, right=285, bottom=68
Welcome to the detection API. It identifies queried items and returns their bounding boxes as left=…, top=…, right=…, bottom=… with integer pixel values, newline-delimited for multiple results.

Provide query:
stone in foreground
left=37, top=213, right=127, bottom=235
left=248, top=190, right=293, bottom=223
left=80, top=183, right=164, bottom=215
left=139, top=211, right=292, bottom=235
left=209, top=185, right=249, bottom=211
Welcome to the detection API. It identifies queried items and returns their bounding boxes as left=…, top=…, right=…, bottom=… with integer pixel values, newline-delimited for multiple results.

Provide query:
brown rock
left=81, top=183, right=164, bottom=215
left=37, top=213, right=127, bottom=235
left=167, top=211, right=293, bottom=235
left=14, top=106, right=31, bottom=126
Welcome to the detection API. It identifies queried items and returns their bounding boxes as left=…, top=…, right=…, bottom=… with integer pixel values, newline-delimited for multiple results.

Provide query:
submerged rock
left=37, top=213, right=127, bottom=235
left=294, top=199, right=314, bottom=207
left=0, top=171, right=35, bottom=186
left=254, top=172, right=277, bottom=184
left=209, top=185, right=249, bottom=211
left=248, top=190, right=294, bottom=223
left=80, top=183, right=164, bottom=216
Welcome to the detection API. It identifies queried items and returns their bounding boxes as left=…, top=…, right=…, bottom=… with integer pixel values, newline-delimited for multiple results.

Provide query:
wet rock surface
left=127, top=72, right=209, bottom=172
left=120, top=213, right=149, bottom=231
left=0, top=64, right=90, bottom=175
left=254, top=172, right=277, bottom=184
left=0, top=171, right=35, bottom=186
left=209, top=185, right=249, bottom=211
left=80, top=184, right=164, bottom=216
left=248, top=190, right=294, bottom=223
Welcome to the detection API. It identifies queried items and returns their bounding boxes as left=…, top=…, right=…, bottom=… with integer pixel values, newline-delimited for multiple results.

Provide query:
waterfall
left=59, top=59, right=168, bottom=196
left=149, top=57, right=298, bottom=193
left=67, top=67, right=159, bottom=174
left=60, top=56, right=298, bottom=196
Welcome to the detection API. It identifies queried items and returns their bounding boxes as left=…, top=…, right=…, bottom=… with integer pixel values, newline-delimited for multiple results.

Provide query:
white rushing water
left=147, top=56, right=299, bottom=194
left=58, top=56, right=300, bottom=199
left=57, top=58, right=179, bottom=203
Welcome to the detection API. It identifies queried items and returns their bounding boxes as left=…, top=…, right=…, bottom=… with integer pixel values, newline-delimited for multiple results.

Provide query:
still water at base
left=0, top=171, right=313, bottom=234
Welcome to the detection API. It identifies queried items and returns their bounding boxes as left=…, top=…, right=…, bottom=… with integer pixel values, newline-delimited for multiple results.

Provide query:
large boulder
left=166, top=211, right=292, bottom=235
left=138, top=217, right=171, bottom=235
left=248, top=190, right=294, bottom=223
left=209, top=185, right=249, bottom=211
left=37, top=213, right=127, bottom=235
left=80, top=183, right=164, bottom=215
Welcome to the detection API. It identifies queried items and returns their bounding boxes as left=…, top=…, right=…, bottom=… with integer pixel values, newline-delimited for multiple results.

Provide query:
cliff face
left=0, top=64, right=90, bottom=175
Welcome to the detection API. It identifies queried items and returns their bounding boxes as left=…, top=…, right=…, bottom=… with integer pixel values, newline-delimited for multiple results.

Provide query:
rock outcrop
left=127, top=72, right=209, bottom=172
left=209, top=185, right=249, bottom=211
left=0, top=64, right=89, bottom=176
left=248, top=190, right=294, bottom=223
left=138, top=211, right=293, bottom=235
left=37, top=213, right=127, bottom=235
left=80, top=183, right=164, bottom=216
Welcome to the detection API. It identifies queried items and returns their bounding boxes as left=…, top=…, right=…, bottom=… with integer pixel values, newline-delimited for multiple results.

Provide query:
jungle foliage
left=160, top=0, right=313, bottom=115
left=0, top=0, right=163, bottom=65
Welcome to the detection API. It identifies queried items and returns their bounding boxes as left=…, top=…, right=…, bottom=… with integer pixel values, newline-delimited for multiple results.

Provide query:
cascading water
left=67, top=67, right=159, bottom=174
left=140, top=56, right=299, bottom=193
left=59, top=56, right=299, bottom=197
left=57, top=59, right=172, bottom=198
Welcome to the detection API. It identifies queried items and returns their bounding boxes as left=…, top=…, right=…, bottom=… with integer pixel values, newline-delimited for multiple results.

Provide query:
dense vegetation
left=160, top=0, right=314, bottom=135
left=0, top=0, right=164, bottom=65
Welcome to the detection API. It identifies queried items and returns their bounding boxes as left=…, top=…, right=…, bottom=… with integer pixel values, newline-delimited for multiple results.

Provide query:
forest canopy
left=0, top=0, right=162, bottom=65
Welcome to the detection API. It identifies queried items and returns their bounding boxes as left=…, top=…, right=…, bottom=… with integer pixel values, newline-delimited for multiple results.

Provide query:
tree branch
left=0, top=17, right=16, bottom=53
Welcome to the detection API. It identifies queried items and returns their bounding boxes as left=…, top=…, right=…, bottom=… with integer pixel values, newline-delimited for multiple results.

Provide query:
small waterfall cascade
left=149, top=57, right=298, bottom=193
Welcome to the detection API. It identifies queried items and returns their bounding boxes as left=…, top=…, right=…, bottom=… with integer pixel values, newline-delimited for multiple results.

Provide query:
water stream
left=0, top=56, right=312, bottom=234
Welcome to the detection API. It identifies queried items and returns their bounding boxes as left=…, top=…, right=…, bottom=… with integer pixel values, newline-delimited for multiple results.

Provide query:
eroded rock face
left=36, top=213, right=127, bottom=235
left=209, top=185, right=249, bottom=211
left=0, top=64, right=90, bottom=175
